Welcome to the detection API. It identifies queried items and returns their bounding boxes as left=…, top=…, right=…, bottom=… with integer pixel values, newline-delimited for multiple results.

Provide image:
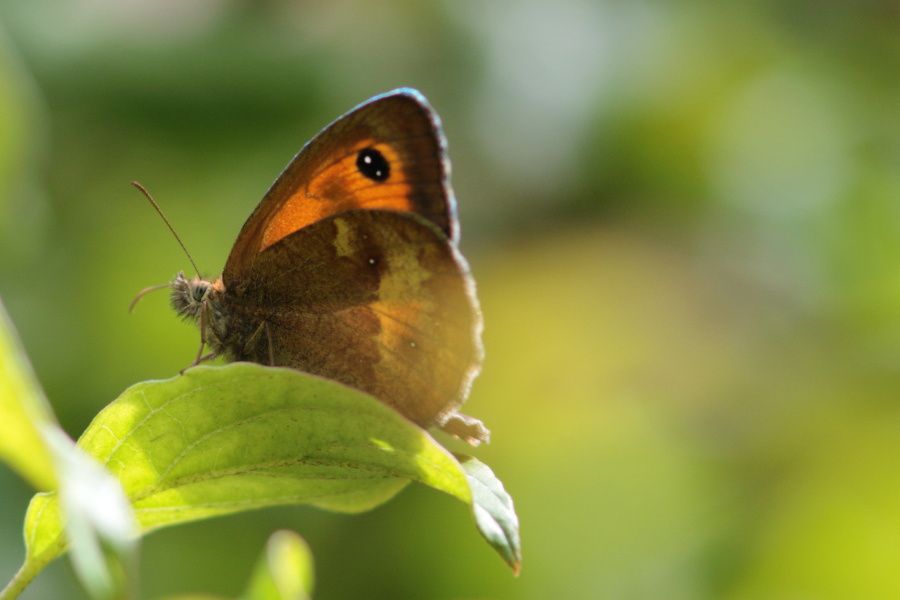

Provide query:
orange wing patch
left=260, top=140, right=414, bottom=251
left=224, top=91, right=456, bottom=285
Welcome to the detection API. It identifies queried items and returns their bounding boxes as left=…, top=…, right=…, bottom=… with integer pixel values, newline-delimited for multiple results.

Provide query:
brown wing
left=221, top=210, right=482, bottom=427
left=224, top=89, right=457, bottom=286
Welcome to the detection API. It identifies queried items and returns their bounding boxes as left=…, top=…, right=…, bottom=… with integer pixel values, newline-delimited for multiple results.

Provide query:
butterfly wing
left=224, top=89, right=457, bottom=286
left=222, top=209, right=482, bottom=428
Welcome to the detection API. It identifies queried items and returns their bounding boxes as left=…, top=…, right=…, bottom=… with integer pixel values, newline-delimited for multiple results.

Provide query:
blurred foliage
left=0, top=299, right=56, bottom=491
left=166, top=530, right=314, bottom=600
left=0, top=0, right=899, bottom=598
left=241, top=530, right=314, bottom=600
left=0, top=301, right=137, bottom=600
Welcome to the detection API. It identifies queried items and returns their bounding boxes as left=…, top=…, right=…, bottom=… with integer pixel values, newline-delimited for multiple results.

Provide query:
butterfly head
left=170, top=271, right=214, bottom=321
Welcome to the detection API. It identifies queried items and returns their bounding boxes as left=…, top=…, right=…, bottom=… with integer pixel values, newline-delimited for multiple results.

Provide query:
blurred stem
left=0, top=560, right=38, bottom=600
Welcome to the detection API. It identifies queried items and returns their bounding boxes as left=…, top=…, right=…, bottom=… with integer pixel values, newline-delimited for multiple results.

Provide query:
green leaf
left=22, top=363, right=472, bottom=579
left=16, top=363, right=523, bottom=594
left=458, top=455, right=522, bottom=574
left=243, top=530, right=314, bottom=600
left=0, top=298, right=57, bottom=490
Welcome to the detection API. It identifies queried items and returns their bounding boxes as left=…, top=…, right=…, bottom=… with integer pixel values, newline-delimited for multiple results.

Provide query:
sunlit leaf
left=243, top=530, right=314, bottom=600
left=21, top=364, right=473, bottom=584
left=0, top=298, right=56, bottom=490
left=457, top=455, right=522, bottom=574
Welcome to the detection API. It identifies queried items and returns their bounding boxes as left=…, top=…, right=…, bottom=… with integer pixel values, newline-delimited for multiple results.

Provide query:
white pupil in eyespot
left=356, top=148, right=389, bottom=181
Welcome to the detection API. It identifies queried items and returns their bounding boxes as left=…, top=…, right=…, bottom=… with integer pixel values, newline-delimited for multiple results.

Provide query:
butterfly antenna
left=128, top=282, right=169, bottom=313
left=131, top=181, right=202, bottom=278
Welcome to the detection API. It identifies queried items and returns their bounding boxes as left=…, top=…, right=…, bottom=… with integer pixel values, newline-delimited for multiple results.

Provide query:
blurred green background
left=1, top=1, right=900, bottom=598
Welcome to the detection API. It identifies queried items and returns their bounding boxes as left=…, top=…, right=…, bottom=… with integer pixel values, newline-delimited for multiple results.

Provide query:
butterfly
left=135, top=89, right=488, bottom=445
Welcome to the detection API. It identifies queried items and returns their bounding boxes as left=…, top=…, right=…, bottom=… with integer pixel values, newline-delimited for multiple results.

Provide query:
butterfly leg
left=180, top=352, right=218, bottom=374
left=194, top=301, right=209, bottom=362
left=265, top=321, right=274, bottom=366
left=242, top=320, right=275, bottom=366
left=181, top=302, right=216, bottom=373
left=189, top=339, right=206, bottom=368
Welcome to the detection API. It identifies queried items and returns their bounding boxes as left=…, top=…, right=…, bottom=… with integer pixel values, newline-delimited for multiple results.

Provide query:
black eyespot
left=356, top=147, right=390, bottom=182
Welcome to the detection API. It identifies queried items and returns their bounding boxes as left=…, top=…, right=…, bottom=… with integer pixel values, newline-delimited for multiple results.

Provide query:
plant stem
left=0, top=561, right=38, bottom=600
